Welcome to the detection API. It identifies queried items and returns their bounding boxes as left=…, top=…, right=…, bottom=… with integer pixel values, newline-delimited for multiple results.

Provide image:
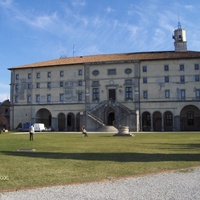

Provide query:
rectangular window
left=143, top=66, right=147, bottom=72
left=47, top=82, right=51, bottom=88
left=180, top=89, right=185, bottom=99
left=78, top=93, right=82, bottom=101
left=196, top=89, right=200, bottom=98
left=47, top=72, right=51, bottom=78
left=78, top=80, right=83, bottom=86
left=194, top=64, right=199, bottom=70
left=16, top=74, right=19, bottom=80
left=93, top=88, right=99, bottom=100
left=28, top=83, right=31, bottom=89
left=36, top=72, right=40, bottom=79
left=195, top=75, right=199, bottom=82
left=165, top=76, right=169, bottom=82
left=36, top=83, right=40, bottom=88
left=60, top=93, right=64, bottom=102
left=180, top=76, right=185, bottom=83
left=165, top=90, right=170, bottom=98
left=36, top=95, right=40, bottom=103
left=78, top=69, right=82, bottom=76
left=180, top=64, right=184, bottom=71
left=28, top=73, right=31, bottom=79
left=47, top=94, right=51, bottom=102
left=143, top=77, right=147, bottom=83
left=15, top=96, right=18, bottom=103
left=125, top=87, right=132, bottom=99
left=27, top=95, right=31, bottom=103
left=125, top=79, right=132, bottom=85
left=164, top=65, right=169, bottom=71
left=143, top=91, right=148, bottom=99
left=60, top=81, right=64, bottom=87
left=60, top=71, right=64, bottom=77
left=187, top=113, right=194, bottom=126
left=15, top=84, right=19, bottom=90
left=108, top=69, right=116, bottom=75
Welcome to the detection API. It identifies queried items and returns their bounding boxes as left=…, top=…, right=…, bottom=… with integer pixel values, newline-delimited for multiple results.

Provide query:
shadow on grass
left=1, top=151, right=200, bottom=162
left=173, top=143, right=200, bottom=149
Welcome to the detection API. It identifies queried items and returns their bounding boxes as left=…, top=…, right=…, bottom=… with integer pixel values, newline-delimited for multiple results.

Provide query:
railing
left=89, top=100, right=108, bottom=113
left=86, top=111, right=105, bottom=126
left=114, top=101, right=133, bottom=114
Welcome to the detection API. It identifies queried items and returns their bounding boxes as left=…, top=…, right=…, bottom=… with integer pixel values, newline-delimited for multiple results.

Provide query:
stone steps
left=96, top=125, right=118, bottom=133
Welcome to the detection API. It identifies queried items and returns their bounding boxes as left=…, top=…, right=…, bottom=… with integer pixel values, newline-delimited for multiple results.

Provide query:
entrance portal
left=107, top=112, right=115, bottom=125
left=109, top=89, right=116, bottom=100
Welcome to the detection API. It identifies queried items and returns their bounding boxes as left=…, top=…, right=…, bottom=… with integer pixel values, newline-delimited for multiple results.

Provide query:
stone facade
left=8, top=24, right=200, bottom=132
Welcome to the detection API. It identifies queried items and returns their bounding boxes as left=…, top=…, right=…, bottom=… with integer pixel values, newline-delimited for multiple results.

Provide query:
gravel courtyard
left=1, top=167, right=200, bottom=200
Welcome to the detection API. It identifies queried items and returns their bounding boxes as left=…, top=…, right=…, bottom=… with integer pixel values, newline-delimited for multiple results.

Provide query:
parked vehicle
left=33, top=123, right=45, bottom=132
left=22, top=122, right=31, bottom=131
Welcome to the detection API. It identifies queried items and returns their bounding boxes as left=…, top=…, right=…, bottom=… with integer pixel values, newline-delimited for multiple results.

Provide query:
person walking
left=29, top=124, right=35, bottom=141
left=81, top=126, right=88, bottom=137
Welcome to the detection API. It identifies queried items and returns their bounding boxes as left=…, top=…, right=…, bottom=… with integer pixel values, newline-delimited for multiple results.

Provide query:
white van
left=33, top=123, right=45, bottom=132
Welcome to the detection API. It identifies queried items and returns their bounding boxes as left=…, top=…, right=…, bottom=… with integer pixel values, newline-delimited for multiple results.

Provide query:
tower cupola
left=172, top=21, right=187, bottom=51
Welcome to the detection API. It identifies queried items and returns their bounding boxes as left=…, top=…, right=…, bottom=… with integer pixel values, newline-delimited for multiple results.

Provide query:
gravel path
left=1, top=168, right=200, bottom=200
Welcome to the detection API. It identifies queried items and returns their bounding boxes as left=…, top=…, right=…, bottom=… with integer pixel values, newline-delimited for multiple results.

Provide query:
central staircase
left=86, top=100, right=134, bottom=132
left=96, top=125, right=118, bottom=133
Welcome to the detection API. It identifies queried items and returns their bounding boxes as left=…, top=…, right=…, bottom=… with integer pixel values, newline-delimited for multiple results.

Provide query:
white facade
left=8, top=25, right=200, bottom=132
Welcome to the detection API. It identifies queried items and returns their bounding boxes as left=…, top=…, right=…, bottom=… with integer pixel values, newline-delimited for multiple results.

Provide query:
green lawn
left=0, top=132, right=200, bottom=191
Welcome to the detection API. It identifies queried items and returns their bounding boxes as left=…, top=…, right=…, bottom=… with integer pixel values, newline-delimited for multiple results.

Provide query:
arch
left=164, top=111, right=173, bottom=131
left=58, top=113, right=65, bottom=131
left=180, top=105, right=200, bottom=131
left=142, top=112, right=151, bottom=131
left=153, top=111, right=162, bottom=131
left=105, top=107, right=115, bottom=126
left=67, top=113, right=75, bottom=131
left=107, top=112, right=115, bottom=125
left=35, top=108, right=52, bottom=127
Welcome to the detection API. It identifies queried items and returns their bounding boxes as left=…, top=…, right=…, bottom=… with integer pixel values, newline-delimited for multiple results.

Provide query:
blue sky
left=0, top=0, right=200, bottom=102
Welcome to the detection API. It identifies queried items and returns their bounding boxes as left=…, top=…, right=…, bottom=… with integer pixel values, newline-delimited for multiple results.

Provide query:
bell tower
left=172, top=21, right=187, bottom=51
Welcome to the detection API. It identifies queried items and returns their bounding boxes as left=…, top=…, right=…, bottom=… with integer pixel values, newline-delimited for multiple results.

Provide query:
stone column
left=136, top=110, right=140, bottom=132
left=174, top=115, right=180, bottom=131
left=51, top=117, right=58, bottom=131
left=150, top=114, right=153, bottom=131
left=162, top=113, right=164, bottom=131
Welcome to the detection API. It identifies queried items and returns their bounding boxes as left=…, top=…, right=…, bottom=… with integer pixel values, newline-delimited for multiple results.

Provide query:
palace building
left=8, top=22, right=200, bottom=132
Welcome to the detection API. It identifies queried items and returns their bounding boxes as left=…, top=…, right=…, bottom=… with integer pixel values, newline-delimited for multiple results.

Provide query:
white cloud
left=184, top=5, right=194, bottom=11
left=72, top=0, right=86, bottom=7
left=105, top=7, right=114, bottom=14
left=0, top=0, right=60, bottom=33
left=0, top=0, right=12, bottom=7
left=17, top=12, right=59, bottom=30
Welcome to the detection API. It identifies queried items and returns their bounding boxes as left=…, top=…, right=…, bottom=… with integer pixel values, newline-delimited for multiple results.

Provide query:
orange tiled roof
left=8, top=51, right=200, bottom=70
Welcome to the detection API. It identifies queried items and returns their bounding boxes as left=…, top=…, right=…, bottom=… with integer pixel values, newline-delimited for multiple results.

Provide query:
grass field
left=0, top=132, right=200, bottom=191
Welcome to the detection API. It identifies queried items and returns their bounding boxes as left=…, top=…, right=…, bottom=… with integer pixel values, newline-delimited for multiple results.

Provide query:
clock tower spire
left=172, top=21, right=187, bottom=51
